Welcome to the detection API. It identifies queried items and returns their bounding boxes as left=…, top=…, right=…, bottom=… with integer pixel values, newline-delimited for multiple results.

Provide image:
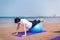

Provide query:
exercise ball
left=29, top=23, right=43, bottom=32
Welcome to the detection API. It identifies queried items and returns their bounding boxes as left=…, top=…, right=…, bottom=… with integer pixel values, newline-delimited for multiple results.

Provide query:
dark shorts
left=29, top=20, right=40, bottom=29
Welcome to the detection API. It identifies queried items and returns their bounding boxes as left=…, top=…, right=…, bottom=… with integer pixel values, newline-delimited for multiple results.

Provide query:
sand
left=0, top=22, right=60, bottom=40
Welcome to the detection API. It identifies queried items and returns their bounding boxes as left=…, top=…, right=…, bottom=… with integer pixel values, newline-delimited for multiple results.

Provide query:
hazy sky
left=0, top=0, right=60, bottom=17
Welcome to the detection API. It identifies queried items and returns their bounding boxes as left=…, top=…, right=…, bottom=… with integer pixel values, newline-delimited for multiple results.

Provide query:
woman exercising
left=14, top=18, right=44, bottom=36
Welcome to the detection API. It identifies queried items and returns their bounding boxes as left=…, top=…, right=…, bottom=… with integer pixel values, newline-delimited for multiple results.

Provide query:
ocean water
left=0, top=17, right=60, bottom=28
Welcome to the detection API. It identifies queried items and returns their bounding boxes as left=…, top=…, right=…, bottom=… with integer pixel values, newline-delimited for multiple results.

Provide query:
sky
left=0, top=0, right=60, bottom=17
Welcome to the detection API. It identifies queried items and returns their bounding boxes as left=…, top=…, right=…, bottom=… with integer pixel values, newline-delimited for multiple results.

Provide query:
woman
left=14, top=18, right=44, bottom=36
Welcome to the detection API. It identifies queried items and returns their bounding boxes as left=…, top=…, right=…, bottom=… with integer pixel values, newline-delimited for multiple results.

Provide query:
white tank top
left=20, top=19, right=32, bottom=29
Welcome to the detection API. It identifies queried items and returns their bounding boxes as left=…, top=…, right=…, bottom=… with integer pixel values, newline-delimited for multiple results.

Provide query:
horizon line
left=0, top=16, right=60, bottom=17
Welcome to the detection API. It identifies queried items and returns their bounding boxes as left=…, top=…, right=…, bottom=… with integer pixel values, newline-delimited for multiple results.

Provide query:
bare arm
left=17, top=23, right=20, bottom=30
left=16, top=23, right=20, bottom=33
left=23, top=23, right=27, bottom=36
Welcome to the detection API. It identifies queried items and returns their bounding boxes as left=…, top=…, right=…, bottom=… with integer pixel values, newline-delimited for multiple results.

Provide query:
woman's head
left=14, top=18, right=21, bottom=23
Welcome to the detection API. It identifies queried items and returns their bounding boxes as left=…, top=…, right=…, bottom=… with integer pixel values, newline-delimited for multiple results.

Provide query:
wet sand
left=0, top=22, right=60, bottom=40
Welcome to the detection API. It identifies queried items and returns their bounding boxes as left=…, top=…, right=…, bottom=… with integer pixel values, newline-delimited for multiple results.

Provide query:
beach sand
left=0, top=22, right=60, bottom=40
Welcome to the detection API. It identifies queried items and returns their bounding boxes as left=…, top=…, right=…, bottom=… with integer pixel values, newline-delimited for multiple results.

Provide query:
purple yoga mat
left=51, top=36, right=60, bottom=40
left=12, top=30, right=46, bottom=37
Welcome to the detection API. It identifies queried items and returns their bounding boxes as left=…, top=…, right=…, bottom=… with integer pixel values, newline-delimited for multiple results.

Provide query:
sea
left=0, top=17, right=60, bottom=28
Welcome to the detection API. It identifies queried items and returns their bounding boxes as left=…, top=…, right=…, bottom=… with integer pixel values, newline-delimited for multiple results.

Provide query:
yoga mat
left=51, top=36, right=60, bottom=40
left=12, top=30, right=46, bottom=37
